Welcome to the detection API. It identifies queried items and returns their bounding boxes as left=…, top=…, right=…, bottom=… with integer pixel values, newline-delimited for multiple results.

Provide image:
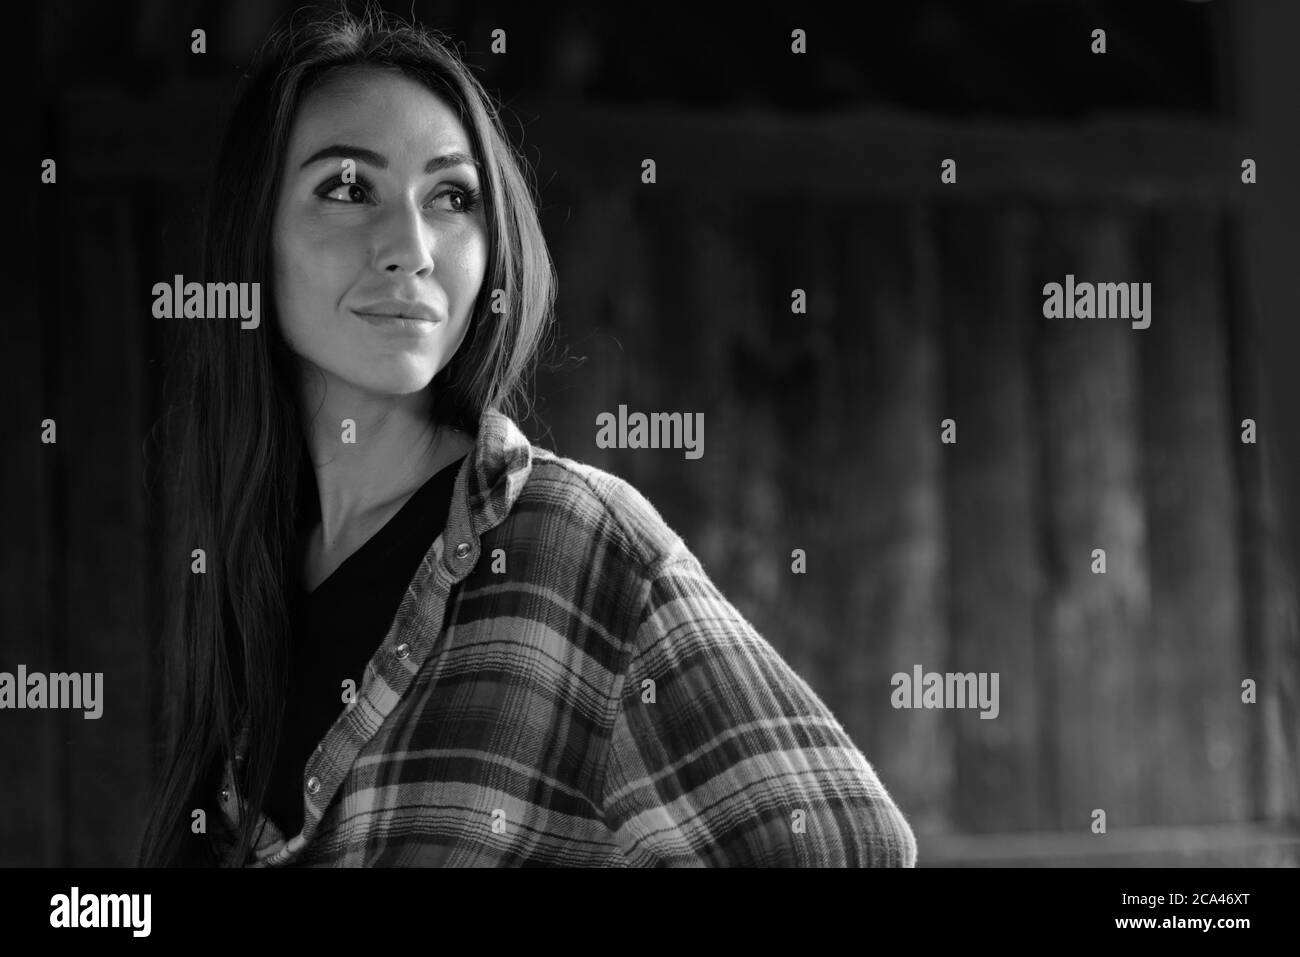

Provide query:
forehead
left=286, top=67, right=475, bottom=162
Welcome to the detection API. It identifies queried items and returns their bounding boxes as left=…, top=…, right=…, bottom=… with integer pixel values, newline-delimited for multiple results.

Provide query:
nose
left=373, top=195, right=436, bottom=277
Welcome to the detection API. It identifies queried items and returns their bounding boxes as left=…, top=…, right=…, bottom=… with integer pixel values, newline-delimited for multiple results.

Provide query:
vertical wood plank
left=538, top=185, right=635, bottom=466
left=1232, top=0, right=1300, bottom=828
left=628, top=186, right=732, bottom=564
left=58, top=192, right=152, bottom=865
left=833, top=203, right=952, bottom=838
left=0, top=114, right=61, bottom=867
left=937, top=204, right=1047, bottom=833
left=1253, top=439, right=1300, bottom=824
left=533, top=184, right=611, bottom=451
left=1138, top=209, right=1250, bottom=824
left=605, top=184, right=659, bottom=500
left=1034, top=208, right=1149, bottom=832
left=1222, top=214, right=1300, bottom=826
left=754, top=195, right=853, bottom=702
left=666, top=192, right=750, bottom=581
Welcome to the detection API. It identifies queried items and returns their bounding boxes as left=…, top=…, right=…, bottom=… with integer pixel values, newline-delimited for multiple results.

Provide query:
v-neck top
left=262, top=456, right=465, bottom=838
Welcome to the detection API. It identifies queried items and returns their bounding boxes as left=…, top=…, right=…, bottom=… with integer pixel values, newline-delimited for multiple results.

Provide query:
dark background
left=5, top=0, right=1299, bottom=866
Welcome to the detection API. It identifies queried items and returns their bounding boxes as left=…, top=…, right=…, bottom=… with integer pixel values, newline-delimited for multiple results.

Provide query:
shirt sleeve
left=600, top=549, right=918, bottom=867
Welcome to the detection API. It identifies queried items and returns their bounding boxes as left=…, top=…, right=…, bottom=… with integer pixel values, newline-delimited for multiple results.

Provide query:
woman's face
left=272, top=68, right=488, bottom=399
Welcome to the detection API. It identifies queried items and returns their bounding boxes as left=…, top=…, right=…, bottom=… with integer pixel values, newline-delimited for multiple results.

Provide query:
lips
left=351, top=298, right=441, bottom=323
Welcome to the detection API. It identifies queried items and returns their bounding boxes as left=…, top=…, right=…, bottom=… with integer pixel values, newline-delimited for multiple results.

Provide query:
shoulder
left=514, top=446, right=688, bottom=578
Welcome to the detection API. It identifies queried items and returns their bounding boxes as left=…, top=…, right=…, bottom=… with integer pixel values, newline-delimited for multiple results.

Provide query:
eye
left=437, top=185, right=482, bottom=215
left=316, top=175, right=371, bottom=204
left=314, top=176, right=482, bottom=215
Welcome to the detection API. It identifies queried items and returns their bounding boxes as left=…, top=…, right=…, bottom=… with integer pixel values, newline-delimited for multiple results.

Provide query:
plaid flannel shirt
left=213, top=406, right=918, bottom=867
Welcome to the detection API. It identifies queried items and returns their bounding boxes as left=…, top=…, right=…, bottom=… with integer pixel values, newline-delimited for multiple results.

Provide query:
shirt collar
left=439, top=405, right=533, bottom=576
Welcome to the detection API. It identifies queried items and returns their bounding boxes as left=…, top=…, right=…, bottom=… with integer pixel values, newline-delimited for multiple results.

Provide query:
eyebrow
left=298, top=144, right=480, bottom=175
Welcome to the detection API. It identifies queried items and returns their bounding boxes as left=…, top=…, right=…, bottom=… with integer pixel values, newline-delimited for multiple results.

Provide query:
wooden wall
left=8, top=7, right=1300, bottom=866
left=524, top=116, right=1300, bottom=863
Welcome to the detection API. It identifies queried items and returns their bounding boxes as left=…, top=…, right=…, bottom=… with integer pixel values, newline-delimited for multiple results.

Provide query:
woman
left=137, top=7, right=918, bottom=868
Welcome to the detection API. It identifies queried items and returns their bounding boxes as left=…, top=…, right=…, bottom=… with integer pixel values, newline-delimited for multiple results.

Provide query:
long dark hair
left=137, top=3, right=556, bottom=866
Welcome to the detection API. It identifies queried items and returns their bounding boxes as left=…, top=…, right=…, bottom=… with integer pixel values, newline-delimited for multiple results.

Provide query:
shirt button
left=305, top=776, right=321, bottom=795
left=455, top=542, right=471, bottom=559
left=395, top=642, right=411, bottom=660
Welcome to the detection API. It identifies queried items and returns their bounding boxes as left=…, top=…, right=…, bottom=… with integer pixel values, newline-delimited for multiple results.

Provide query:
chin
left=335, top=352, right=434, bottom=392
left=359, top=369, right=440, bottom=396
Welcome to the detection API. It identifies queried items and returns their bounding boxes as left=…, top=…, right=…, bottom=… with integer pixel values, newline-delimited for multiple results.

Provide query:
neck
left=298, top=370, right=449, bottom=552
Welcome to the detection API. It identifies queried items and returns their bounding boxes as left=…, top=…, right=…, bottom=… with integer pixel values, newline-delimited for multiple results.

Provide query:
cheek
left=447, top=229, right=489, bottom=309
left=283, top=218, right=353, bottom=281
left=274, top=217, right=353, bottom=322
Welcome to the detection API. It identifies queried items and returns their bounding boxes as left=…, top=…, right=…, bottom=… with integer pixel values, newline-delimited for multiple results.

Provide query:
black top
left=263, top=456, right=465, bottom=837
